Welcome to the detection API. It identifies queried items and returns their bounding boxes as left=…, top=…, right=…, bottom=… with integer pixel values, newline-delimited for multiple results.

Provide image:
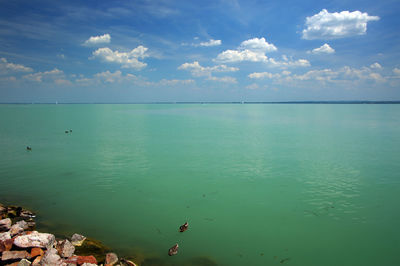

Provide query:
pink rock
left=0, top=231, right=11, bottom=241
left=1, top=250, right=31, bottom=261
left=105, top=252, right=118, bottom=265
left=56, top=239, right=75, bottom=258
left=14, top=231, right=55, bottom=248
left=41, top=248, right=66, bottom=266
left=17, top=259, right=31, bottom=266
left=31, top=255, right=42, bottom=266
left=0, top=218, right=11, bottom=231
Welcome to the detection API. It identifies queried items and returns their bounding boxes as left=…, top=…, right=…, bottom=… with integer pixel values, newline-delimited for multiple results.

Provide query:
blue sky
left=0, top=0, right=399, bottom=102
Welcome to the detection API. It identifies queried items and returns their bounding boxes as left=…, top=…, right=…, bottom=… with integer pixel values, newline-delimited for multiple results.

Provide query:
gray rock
left=71, top=233, right=86, bottom=246
left=1, top=250, right=31, bottom=261
left=0, top=231, right=11, bottom=241
left=18, top=259, right=32, bottom=266
left=105, top=252, right=118, bottom=265
left=14, top=231, right=55, bottom=248
left=41, top=248, right=67, bottom=266
left=81, top=264, right=97, bottom=266
left=0, top=218, right=11, bottom=231
left=56, top=239, right=75, bottom=258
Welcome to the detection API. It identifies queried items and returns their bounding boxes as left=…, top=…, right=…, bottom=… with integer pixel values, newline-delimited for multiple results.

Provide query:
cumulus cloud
left=92, top=46, right=148, bottom=69
left=370, top=62, right=382, bottom=69
left=84, top=34, right=111, bottom=46
left=215, top=37, right=276, bottom=63
left=268, top=57, right=310, bottom=68
left=309, top=43, right=335, bottom=54
left=302, top=9, right=380, bottom=40
left=0, top=58, right=33, bottom=73
left=249, top=64, right=389, bottom=86
left=393, top=68, right=400, bottom=76
left=23, top=68, right=64, bottom=82
left=199, top=39, right=222, bottom=47
left=178, top=61, right=238, bottom=83
left=178, top=61, right=238, bottom=77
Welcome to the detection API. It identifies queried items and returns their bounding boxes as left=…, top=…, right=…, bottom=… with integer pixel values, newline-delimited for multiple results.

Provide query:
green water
left=1, top=104, right=400, bottom=266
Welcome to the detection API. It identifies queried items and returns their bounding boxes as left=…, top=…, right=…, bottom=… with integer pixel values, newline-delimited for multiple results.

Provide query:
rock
left=168, top=243, right=179, bottom=256
left=6, top=206, right=22, bottom=218
left=19, top=209, right=35, bottom=219
left=56, top=239, right=75, bottom=258
left=120, top=259, right=138, bottom=266
left=14, top=231, right=55, bottom=248
left=30, top=247, right=44, bottom=258
left=31, top=255, right=42, bottom=266
left=65, top=255, right=97, bottom=265
left=74, top=237, right=110, bottom=262
left=179, top=222, right=189, bottom=232
left=0, top=204, right=6, bottom=217
left=17, top=259, right=31, bottom=266
left=0, top=231, right=11, bottom=241
left=1, top=250, right=31, bottom=261
left=81, top=264, right=97, bottom=266
left=25, top=219, right=36, bottom=230
left=0, top=218, right=12, bottom=231
left=41, top=248, right=66, bottom=266
left=71, top=233, right=86, bottom=246
left=0, top=238, right=14, bottom=252
left=105, top=252, right=118, bottom=265
left=10, top=220, right=28, bottom=235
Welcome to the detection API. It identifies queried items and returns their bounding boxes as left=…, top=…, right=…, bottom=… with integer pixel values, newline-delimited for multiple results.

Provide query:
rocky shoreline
left=0, top=203, right=138, bottom=266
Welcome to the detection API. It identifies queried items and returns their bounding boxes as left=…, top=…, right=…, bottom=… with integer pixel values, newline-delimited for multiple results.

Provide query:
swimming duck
left=168, top=243, right=179, bottom=256
left=179, top=222, right=189, bottom=232
left=26, top=146, right=32, bottom=150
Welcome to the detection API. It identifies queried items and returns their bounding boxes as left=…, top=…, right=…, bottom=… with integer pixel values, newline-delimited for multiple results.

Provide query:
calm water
left=1, top=104, right=400, bottom=266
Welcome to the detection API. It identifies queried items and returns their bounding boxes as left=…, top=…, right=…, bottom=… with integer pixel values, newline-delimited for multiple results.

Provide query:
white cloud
left=0, top=58, right=33, bottom=73
left=92, top=46, right=148, bottom=69
left=246, top=83, right=259, bottom=90
left=207, top=76, right=237, bottom=83
left=248, top=72, right=281, bottom=79
left=199, top=39, right=222, bottom=47
left=370, top=62, right=382, bottom=69
left=178, top=61, right=238, bottom=77
left=23, top=68, right=64, bottom=82
left=393, top=68, right=400, bottom=75
left=215, top=37, right=276, bottom=63
left=178, top=61, right=238, bottom=83
left=239, top=37, right=277, bottom=53
left=268, top=58, right=310, bottom=68
left=310, top=43, right=335, bottom=54
left=158, top=79, right=195, bottom=86
left=302, top=9, right=380, bottom=40
left=84, top=34, right=111, bottom=46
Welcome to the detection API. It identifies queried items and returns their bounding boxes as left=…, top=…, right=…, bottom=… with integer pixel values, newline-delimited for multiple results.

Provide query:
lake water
left=0, top=104, right=399, bottom=266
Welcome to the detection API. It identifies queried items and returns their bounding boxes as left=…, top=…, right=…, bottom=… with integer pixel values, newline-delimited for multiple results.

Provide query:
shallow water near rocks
left=1, top=104, right=400, bottom=265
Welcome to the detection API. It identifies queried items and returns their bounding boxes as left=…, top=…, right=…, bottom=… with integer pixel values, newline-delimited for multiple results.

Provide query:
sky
left=0, top=0, right=399, bottom=103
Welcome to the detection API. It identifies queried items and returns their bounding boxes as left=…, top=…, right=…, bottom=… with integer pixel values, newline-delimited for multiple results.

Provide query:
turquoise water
left=1, top=104, right=400, bottom=266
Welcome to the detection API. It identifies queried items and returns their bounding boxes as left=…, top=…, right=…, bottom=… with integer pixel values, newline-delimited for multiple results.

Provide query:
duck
left=179, top=222, right=189, bottom=232
left=168, top=243, right=179, bottom=256
left=26, top=146, right=32, bottom=151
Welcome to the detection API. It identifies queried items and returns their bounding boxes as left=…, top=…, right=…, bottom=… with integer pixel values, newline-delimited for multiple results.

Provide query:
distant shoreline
left=1, top=101, right=400, bottom=105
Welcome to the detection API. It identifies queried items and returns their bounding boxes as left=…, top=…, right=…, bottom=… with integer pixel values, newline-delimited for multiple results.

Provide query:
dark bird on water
left=168, top=243, right=179, bottom=256
left=179, top=222, right=189, bottom=232
left=26, top=146, right=32, bottom=150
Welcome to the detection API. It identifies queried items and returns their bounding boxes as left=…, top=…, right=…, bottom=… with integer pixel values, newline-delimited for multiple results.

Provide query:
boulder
left=71, top=233, right=86, bottom=246
left=1, top=250, right=31, bottom=261
left=10, top=220, right=28, bottom=235
left=0, top=218, right=12, bottom=231
left=120, top=259, right=138, bottom=266
left=41, top=248, right=66, bottom=266
left=56, top=239, right=75, bottom=258
left=0, top=238, right=14, bottom=252
left=31, top=255, right=42, bottom=266
left=65, top=255, right=97, bottom=265
left=30, top=247, right=44, bottom=258
left=14, top=231, right=55, bottom=248
left=0, top=231, right=11, bottom=241
left=105, top=252, right=118, bottom=265
left=81, top=264, right=97, bottom=266
left=17, top=259, right=31, bottom=266
left=0, top=204, right=6, bottom=217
